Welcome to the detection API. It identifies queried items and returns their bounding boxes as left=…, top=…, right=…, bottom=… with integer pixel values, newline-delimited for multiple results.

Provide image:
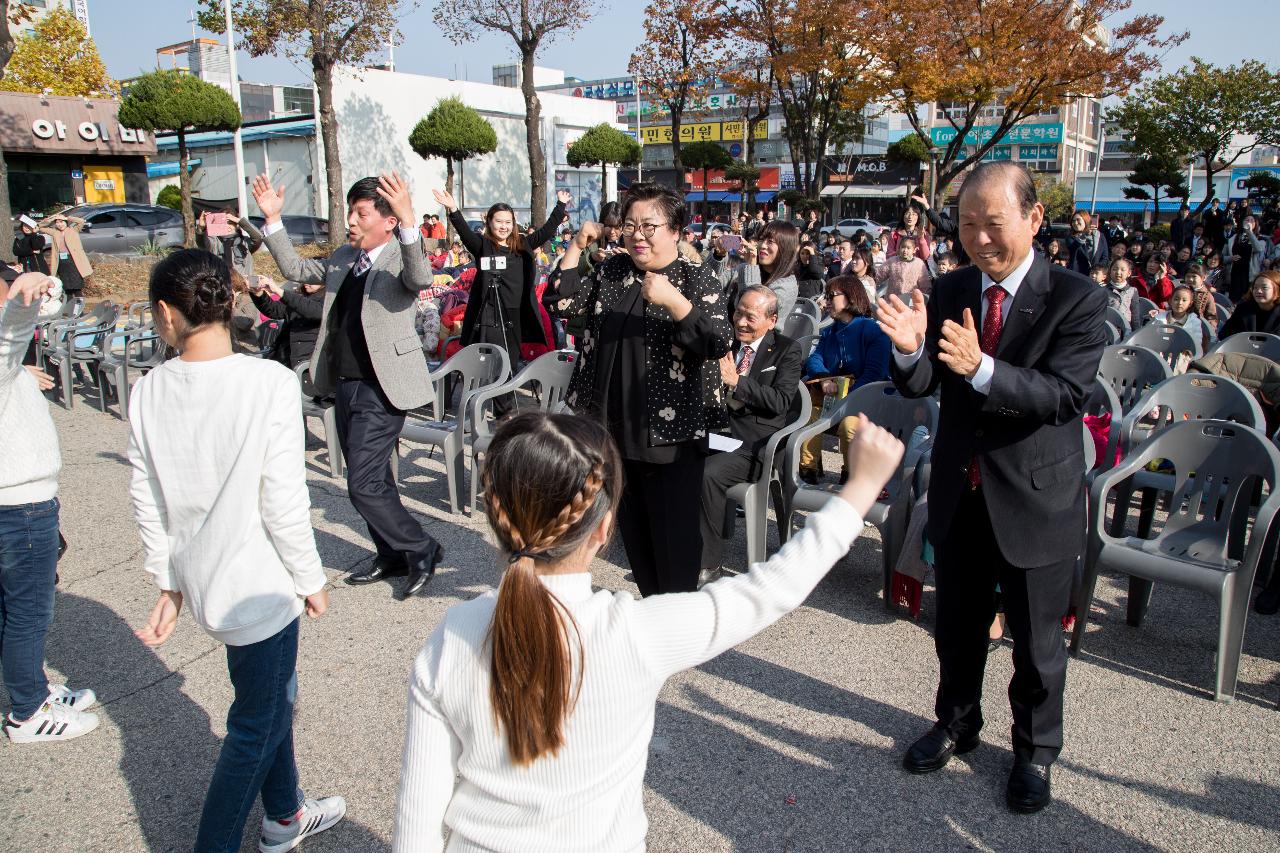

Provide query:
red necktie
left=736, top=344, right=755, bottom=375
left=968, top=285, right=1007, bottom=489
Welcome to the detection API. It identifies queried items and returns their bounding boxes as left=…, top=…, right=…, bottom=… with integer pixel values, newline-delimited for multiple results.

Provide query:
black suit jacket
left=726, top=329, right=804, bottom=461
left=891, top=255, right=1108, bottom=567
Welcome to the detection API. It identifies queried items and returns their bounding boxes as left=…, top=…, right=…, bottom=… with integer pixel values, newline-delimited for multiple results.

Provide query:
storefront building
left=1, top=91, right=156, bottom=214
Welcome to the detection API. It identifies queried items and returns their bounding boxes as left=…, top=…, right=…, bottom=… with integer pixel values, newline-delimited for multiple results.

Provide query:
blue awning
left=146, top=159, right=202, bottom=178
left=155, top=118, right=316, bottom=151
left=1081, top=200, right=1154, bottom=213
left=685, top=191, right=735, bottom=202
left=754, top=191, right=777, bottom=202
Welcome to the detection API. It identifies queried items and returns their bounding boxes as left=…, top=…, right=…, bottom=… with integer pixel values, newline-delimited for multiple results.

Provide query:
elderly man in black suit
left=698, top=285, right=804, bottom=586
left=877, top=162, right=1107, bottom=814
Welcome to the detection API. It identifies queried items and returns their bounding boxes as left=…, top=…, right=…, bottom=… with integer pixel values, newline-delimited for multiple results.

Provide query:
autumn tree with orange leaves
left=628, top=0, right=720, bottom=175
left=867, top=0, right=1185, bottom=201
left=718, top=0, right=878, bottom=200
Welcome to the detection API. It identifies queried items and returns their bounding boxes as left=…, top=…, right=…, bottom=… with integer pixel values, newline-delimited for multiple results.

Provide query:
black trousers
left=699, top=451, right=756, bottom=570
left=618, top=447, right=705, bottom=597
left=471, top=320, right=521, bottom=417
left=933, top=487, right=1074, bottom=766
left=334, top=379, right=438, bottom=562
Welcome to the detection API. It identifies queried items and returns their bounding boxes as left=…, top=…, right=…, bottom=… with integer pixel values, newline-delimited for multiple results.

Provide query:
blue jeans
left=0, top=498, right=59, bottom=720
left=194, top=618, right=304, bottom=853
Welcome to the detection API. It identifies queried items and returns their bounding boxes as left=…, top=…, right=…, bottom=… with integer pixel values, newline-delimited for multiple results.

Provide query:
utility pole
left=223, top=0, right=248, bottom=217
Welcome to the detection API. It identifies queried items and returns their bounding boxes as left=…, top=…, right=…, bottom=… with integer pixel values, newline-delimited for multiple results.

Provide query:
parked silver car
left=61, top=204, right=185, bottom=254
left=828, top=218, right=887, bottom=240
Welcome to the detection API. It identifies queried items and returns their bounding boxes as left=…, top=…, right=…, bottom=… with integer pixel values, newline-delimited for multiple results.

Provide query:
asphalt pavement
left=3, top=390, right=1279, bottom=852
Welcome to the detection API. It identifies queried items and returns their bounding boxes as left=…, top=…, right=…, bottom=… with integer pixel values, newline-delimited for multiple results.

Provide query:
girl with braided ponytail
left=395, top=410, right=906, bottom=852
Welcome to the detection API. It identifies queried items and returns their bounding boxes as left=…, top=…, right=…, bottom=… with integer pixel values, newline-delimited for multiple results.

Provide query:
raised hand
left=641, top=271, right=680, bottom=310
left=574, top=221, right=602, bottom=250
left=876, top=290, right=928, bottom=354
left=740, top=240, right=758, bottom=263
left=839, top=414, right=906, bottom=518
left=4, top=272, right=53, bottom=306
left=432, top=188, right=458, bottom=212
left=251, top=174, right=285, bottom=223
left=376, top=171, right=415, bottom=227
left=556, top=189, right=572, bottom=206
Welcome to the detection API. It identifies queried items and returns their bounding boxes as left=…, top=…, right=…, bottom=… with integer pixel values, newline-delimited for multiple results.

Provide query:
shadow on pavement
left=43, top=592, right=389, bottom=852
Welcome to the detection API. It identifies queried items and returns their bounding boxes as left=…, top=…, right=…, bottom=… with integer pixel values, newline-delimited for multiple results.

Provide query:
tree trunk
left=445, top=157, right=455, bottom=241
left=671, top=107, right=683, bottom=178
left=702, top=168, right=709, bottom=223
left=179, top=130, right=194, bottom=248
left=0, top=144, right=13, bottom=262
left=522, top=47, right=546, bottom=227
left=314, top=59, right=344, bottom=246
left=601, top=162, right=608, bottom=204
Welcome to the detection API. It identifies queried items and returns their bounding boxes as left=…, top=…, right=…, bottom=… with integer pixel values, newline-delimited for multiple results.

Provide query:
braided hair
left=481, top=411, right=622, bottom=765
left=148, top=249, right=234, bottom=343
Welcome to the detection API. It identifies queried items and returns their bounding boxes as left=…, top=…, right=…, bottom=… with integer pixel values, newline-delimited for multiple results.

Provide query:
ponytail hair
left=481, top=411, right=622, bottom=765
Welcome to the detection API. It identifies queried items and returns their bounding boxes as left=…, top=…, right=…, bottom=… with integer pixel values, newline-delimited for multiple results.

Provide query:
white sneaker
left=259, top=796, right=346, bottom=852
left=3, top=700, right=100, bottom=743
left=48, top=683, right=98, bottom=711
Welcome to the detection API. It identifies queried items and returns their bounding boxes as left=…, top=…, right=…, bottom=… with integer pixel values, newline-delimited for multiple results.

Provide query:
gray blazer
left=263, top=228, right=432, bottom=410
left=738, top=264, right=798, bottom=320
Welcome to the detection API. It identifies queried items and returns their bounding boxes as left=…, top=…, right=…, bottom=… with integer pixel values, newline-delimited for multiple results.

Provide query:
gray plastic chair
left=1084, top=379, right=1123, bottom=477
left=793, top=297, right=821, bottom=325
left=778, top=382, right=939, bottom=593
left=719, top=382, right=813, bottom=568
left=1124, top=322, right=1201, bottom=369
left=781, top=311, right=818, bottom=341
left=399, top=343, right=510, bottom=514
left=1098, top=345, right=1173, bottom=413
left=42, top=301, right=121, bottom=410
left=1070, top=419, right=1280, bottom=701
left=1209, top=332, right=1280, bottom=362
left=35, top=296, right=84, bottom=369
left=296, top=364, right=343, bottom=479
left=96, top=327, right=168, bottom=419
left=1120, top=373, right=1266, bottom=455
left=1136, top=297, right=1159, bottom=325
left=467, top=349, right=578, bottom=513
left=1104, top=306, right=1130, bottom=336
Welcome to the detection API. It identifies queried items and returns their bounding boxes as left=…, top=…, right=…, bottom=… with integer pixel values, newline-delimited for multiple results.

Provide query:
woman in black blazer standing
left=546, top=182, right=732, bottom=596
left=432, top=188, right=570, bottom=414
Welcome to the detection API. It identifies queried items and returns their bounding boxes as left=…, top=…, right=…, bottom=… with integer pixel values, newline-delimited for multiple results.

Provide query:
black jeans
left=933, top=487, right=1075, bottom=766
left=699, top=451, right=756, bottom=569
left=334, top=379, right=438, bottom=562
left=617, top=446, right=705, bottom=597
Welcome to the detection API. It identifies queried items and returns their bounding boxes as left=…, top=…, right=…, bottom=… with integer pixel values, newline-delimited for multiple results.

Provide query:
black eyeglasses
left=621, top=222, right=666, bottom=238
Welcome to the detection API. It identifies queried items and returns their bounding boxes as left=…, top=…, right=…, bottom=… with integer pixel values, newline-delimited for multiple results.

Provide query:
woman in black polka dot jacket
left=547, top=182, right=731, bottom=596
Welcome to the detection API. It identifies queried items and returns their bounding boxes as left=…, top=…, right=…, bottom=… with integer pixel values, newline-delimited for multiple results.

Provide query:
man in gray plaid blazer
left=254, top=172, right=442, bottom=600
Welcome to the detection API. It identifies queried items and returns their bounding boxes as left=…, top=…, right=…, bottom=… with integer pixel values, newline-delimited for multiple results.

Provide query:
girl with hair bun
left=127, top=248, right=345, bottom=853
left=394, top=410, right=906, bottom=852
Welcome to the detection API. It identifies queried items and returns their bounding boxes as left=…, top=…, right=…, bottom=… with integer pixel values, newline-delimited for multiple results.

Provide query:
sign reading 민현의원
left=640, top=121, right=769, bottom=145
left=930, top=122, right=1063, bottom=148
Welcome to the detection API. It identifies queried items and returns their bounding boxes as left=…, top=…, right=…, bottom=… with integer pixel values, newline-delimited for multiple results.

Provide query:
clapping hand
left=376, top=171, right=414, bottom=228
left=432, top=189, right=458, bottom=213
left=251, top=175, right=285, bottom=223
left=719, top=353, right=739, bottom=387
left=641, top=271, right=680, bottom=310
left=938, top=308, right=982, bottom=378
left=838, top=414, right=906, bottom=518
left=876, top=290, right=928, bottom=355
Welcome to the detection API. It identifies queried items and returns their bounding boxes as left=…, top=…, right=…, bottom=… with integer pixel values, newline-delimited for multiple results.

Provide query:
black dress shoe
left=400, top=543, right=445, bottom=599
left=902, top=724, right=980, bottom=774
left=346, top=555, right=407, bottom=586
left=1006, top=761, right=1052, bottom=814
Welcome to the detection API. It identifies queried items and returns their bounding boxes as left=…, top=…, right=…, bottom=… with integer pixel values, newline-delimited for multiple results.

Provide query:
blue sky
left=89, top=0, right=1277, bottom=89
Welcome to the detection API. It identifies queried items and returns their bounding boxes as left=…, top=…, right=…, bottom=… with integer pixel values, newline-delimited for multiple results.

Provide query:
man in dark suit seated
left=698, top=285, right=804, bottom=586
left=827, top=237, right=856, bottom=279
left=877, top=161, right=1107, bottom=814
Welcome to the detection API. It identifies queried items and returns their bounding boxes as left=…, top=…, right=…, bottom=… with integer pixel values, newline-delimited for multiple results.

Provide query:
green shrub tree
left=566, top=124, right=642, bottom=205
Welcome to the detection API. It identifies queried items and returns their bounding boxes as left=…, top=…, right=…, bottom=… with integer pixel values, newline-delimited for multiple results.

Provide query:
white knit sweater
left=0, top=297, right=60, bottom=505
left=394, top=498, right=863, bottom=852
left=127, top=354, right=327, bottom=646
